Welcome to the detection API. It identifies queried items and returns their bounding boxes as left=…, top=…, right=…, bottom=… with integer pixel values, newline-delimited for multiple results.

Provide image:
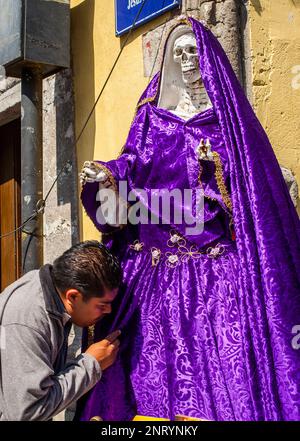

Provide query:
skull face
left=173, top=33, right=201, bottom=84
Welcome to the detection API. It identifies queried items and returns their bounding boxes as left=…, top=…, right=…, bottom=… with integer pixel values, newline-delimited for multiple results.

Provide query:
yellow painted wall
left=70, top=0, right=172, bottom=240
left=248, top=0, right=300, bottom=211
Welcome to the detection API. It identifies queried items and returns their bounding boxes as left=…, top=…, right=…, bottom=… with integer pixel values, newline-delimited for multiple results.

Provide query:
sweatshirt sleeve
left=0, top=323, right=101, bottom=421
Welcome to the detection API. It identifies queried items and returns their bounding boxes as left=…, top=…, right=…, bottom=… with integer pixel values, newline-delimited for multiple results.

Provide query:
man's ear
left=65, top=289, right=82, bottom=305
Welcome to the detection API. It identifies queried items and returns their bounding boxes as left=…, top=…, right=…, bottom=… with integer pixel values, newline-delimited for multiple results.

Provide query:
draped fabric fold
left=78, top=18, right=300, bottom=421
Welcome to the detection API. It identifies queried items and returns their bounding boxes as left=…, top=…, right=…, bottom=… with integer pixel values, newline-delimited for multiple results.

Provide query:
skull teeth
left=182, top=65, right=197, bottom=73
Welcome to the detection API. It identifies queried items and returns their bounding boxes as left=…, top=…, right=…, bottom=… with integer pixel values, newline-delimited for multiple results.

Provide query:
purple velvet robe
left=78, top=18, right=300, bottom=421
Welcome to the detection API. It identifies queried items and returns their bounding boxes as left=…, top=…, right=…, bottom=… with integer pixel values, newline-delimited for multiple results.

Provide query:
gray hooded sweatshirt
left=0, top=265, right=101, bottom=421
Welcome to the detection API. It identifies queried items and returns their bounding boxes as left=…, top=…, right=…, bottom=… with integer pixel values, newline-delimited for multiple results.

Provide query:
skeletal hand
left=79, top=161, right=110, bottom=186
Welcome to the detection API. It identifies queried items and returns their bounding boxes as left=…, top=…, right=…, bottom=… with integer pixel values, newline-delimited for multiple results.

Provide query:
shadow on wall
left=251, top=0, right=263, bottom=15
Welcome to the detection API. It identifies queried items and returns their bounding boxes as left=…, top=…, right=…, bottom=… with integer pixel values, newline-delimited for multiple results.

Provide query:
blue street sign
left=115, top=0, right=182, bottom=37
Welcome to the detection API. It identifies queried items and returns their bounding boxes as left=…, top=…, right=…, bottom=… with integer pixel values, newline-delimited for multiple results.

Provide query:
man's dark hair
left=52, top=241, right=122, bottom=301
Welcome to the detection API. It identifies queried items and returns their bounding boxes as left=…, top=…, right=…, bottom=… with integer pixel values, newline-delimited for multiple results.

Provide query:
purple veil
left=80, top=17, right=300, bottom=420
left=188, top=17, right=300, bottom=418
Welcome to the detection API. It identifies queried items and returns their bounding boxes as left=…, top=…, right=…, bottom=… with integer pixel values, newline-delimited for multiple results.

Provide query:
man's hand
left=85, top=330, right=121, bottom=371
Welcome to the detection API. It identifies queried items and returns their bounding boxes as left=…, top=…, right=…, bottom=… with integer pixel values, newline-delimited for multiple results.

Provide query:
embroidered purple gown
left=78, top=18, right=300, bottom=421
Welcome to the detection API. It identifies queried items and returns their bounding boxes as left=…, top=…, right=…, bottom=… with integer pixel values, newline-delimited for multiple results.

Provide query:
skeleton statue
left=77, top=17, right=300, bottom=422
left=79, top=31, right=212, bottom=190
left=170, top=32, right=212, bottom=120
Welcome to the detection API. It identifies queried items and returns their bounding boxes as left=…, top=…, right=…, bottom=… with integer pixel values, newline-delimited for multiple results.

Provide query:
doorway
left=0, top=118, right=21, bottom=291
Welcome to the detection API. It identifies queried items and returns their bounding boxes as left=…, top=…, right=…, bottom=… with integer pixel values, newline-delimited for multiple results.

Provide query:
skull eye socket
left=174, top=47, right=183, bottom=57
left=186, top=46, right=197, bottom=54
